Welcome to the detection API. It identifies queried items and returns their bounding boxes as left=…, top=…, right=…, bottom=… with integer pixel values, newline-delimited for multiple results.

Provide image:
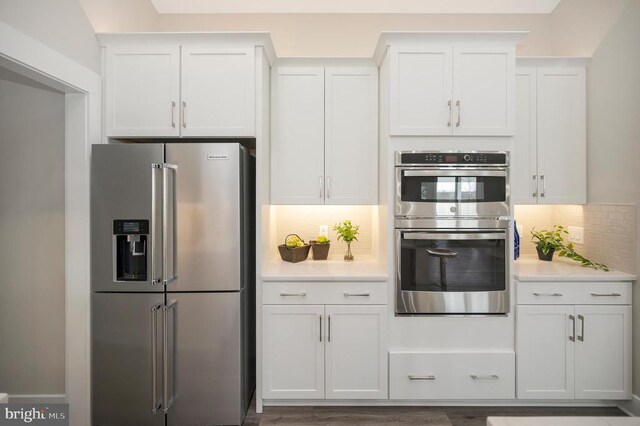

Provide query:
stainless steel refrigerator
left=91, top=143, right=255, bottom=426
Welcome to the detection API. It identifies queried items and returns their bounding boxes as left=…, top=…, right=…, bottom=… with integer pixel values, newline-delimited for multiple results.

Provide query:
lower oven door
left=396, top=229, right=509, bottom=315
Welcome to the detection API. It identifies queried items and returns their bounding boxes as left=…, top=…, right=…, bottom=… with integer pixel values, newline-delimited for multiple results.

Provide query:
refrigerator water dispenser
left=113, top=220, right=149, bottom=282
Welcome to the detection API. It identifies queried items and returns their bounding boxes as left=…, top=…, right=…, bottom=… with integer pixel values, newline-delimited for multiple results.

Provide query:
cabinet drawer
left=263, top=282, right=388, bottom=305
left=390, top=351, right=515, bottom=400
left=517, top=281, right=631, bottom=305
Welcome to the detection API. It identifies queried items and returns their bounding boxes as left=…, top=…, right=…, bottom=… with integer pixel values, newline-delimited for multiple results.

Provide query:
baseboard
left=618, top=394, right=640, bottom=417
left=8, top=394, right=66, bottom=404
left=264, top=399, right=617, bottom=407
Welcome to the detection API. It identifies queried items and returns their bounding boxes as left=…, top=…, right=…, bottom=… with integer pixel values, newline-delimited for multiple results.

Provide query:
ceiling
left=148, top=0, right=564, bottom=15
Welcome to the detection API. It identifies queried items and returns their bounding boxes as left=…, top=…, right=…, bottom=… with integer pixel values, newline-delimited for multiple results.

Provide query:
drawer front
left=263, top=282, right=388, bottom=305
left=517, top=281, right=632, bottom=305
left=390, top=351, right=515, bottom=400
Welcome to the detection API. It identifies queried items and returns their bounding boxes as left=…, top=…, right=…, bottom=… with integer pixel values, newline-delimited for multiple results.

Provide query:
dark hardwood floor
left=243, top=395, right=627, bottom=426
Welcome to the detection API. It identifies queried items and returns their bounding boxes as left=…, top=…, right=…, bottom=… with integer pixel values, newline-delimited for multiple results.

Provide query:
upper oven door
left=395, top=168, right=509, bottom=218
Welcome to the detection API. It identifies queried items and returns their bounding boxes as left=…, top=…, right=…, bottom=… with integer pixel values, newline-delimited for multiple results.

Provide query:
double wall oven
left=395, top=151, right=510, bottom=315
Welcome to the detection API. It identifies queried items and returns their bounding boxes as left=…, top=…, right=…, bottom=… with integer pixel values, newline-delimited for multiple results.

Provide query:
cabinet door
left=181, top=47, right=255, bottom=137
left=574, top=305, right=632, bottom=400
left=262, top=305, right=325, bottom=399
left=536, top=68, right=586, bottom=204
left=324, top=67, right=378, bottom=205
left=105, top=46, right=180, bottom=137
left=512, top=69, right=538, bottom=204
left=325, top=305, right=387, bottom=399
left=271, top=67, right=325, bottom=204
left=516, top=305, right=575, bottom=399
left=452, top=47, right=515, bottom=136
left=389, top=46, right=453, bottom=135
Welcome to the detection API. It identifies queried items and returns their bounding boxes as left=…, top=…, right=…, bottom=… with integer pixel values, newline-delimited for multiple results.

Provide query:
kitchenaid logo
left=1, top=404, right=68, bottom=425
left=207, top=154, right=228, bottom=160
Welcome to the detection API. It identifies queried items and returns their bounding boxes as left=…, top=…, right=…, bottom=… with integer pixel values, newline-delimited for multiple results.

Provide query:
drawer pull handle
left=280, top=292, right=306, bottom=297
left=470, top=374, right=499, bottom=381
left=408, top=375, right=435, bottom=381
left=533, top=292, right=563, bottom=297
left=590, top=293, right=621, bottom=297
left=344, top=292, right=370, bottom=297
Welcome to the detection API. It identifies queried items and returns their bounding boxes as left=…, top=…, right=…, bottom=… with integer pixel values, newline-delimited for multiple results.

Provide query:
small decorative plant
left=310, top=235, right=331, bottom=260
left=530, top=225, right=609, bottom=271
left=333, top=220, right=360, bottom=261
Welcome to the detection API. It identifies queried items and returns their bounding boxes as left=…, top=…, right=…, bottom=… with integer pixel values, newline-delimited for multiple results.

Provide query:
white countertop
left=261, top=256, right=388, bottom=282
left=514, top=256, right=636, bottom=282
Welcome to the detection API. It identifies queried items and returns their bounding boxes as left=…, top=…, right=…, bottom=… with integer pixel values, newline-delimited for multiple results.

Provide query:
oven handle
left=402, top=169, right=506, bottom=178
left=403, top=232, right=507, bottom=241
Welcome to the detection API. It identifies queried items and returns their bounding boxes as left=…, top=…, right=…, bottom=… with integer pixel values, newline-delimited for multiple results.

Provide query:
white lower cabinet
left=389, top=351, right=515, bottom=400
left=517, top=293, right=632, bottom=400
left=263, top=303, right=388, bottom=400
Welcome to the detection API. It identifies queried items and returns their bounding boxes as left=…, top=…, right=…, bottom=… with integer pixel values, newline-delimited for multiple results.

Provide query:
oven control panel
left=398, top=152, right=508, bottom=166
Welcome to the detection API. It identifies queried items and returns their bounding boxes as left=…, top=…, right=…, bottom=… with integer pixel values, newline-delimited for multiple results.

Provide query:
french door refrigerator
left=91, top=143, right=255, bottom=426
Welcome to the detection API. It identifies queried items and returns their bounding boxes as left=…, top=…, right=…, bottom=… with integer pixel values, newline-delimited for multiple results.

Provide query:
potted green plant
left=531, top=225, right=566, bottom=261
left=530, top=225, right=609, bottom=271
left=310, top=235, right=331, bottom=260
left=333, top=220, right=360, bottom=261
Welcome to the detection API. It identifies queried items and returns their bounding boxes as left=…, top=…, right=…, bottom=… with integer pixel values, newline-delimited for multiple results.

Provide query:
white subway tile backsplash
left=515, top=204, right=636, bottom=274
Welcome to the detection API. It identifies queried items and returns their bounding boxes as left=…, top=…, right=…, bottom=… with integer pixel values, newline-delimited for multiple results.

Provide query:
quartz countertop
left=514, top=256, right=636, bottom=282
left=261, top=256, right=388, bottom=282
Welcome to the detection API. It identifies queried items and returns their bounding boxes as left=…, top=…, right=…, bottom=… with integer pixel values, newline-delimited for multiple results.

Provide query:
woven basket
left=310, top=241, right=330, bottom=260
left=278, top=234, right=311, bottom=263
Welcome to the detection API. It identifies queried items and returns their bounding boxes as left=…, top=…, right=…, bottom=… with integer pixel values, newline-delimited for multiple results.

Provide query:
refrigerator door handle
left=151, top=304, right=162, bottom=413
left=151, top=164, right=163, bottom=285
left=163, top=299, right=178, bottom=414
left=162, top=164, right=178, bottom=286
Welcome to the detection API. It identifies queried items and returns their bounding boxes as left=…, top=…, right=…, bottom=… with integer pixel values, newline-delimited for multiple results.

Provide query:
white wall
left=585, top=0, right=640, bottom=394
left=78, top=0, right=628, bottom=57
left=0, top=0, right=100, bottom=73
left=0, top=71, right=66, bottom=396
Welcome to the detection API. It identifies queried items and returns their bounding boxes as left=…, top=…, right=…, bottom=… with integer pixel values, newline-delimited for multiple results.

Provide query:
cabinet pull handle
left=470, top=375, right=499, bottom=381
left=590, top=293, right=621, bottom=297
left=171, top=101, right=176, bottom=128
left=319, top=175, right=323, bottom=198
left=569, top=314, right=576, bottom=342
left=455, top=100, right=461, bottom=127
left=343, top=292, right=370, bottom=297
left=280, top=292, right=306, bottom=297
left=326, top=176, right=331, bottom=199
left=328, top=315, right=331, bottom=342
left=533, top=292, right=563, bottom=297
left=578, top=314, right=585, bottom=342
left=319, top=314, right=322, bottom=342
left=532, top=175, right=538, bottom=197
left=408, top=375, right=436, bottom=381
left=182, top=101, right=187, bottom=128
left=447, top=100, right=452, bottom=127
left=540, top=175, right=546, bottom=197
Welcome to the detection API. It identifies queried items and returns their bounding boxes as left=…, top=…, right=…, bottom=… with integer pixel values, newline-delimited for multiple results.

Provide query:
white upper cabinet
left=270, top=67, right=326, bottom=205
left=536, top=67, right=586, bottom=204
left=271, top=63, right=378, bottom=205
left=105, top=46, right=181, bottom=137
left=387, top=41, right=515, bottom=136
left=181, top=47, right=255, bottom=137
left=102, top=36, right=264, bottom=138
left=512, top=61, right=587, bottom=205
left=389, top=46, right=452, bottom=135
left=324, top=67, right=378, bottom=205
left=452, top=47, right=514, bottom=136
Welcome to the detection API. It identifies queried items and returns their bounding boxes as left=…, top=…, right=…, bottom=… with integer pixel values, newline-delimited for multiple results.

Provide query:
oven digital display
left=445, top=155, right=458, bottom=163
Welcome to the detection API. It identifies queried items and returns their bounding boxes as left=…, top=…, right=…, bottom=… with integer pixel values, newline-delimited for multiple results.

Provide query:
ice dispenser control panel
left=113, top=220, right=149, bottom=282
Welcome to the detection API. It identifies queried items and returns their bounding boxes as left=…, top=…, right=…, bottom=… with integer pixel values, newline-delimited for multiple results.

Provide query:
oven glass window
left=399, top=233, right=506, bottom=293
left=403, top=175, right=504, bottom=203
